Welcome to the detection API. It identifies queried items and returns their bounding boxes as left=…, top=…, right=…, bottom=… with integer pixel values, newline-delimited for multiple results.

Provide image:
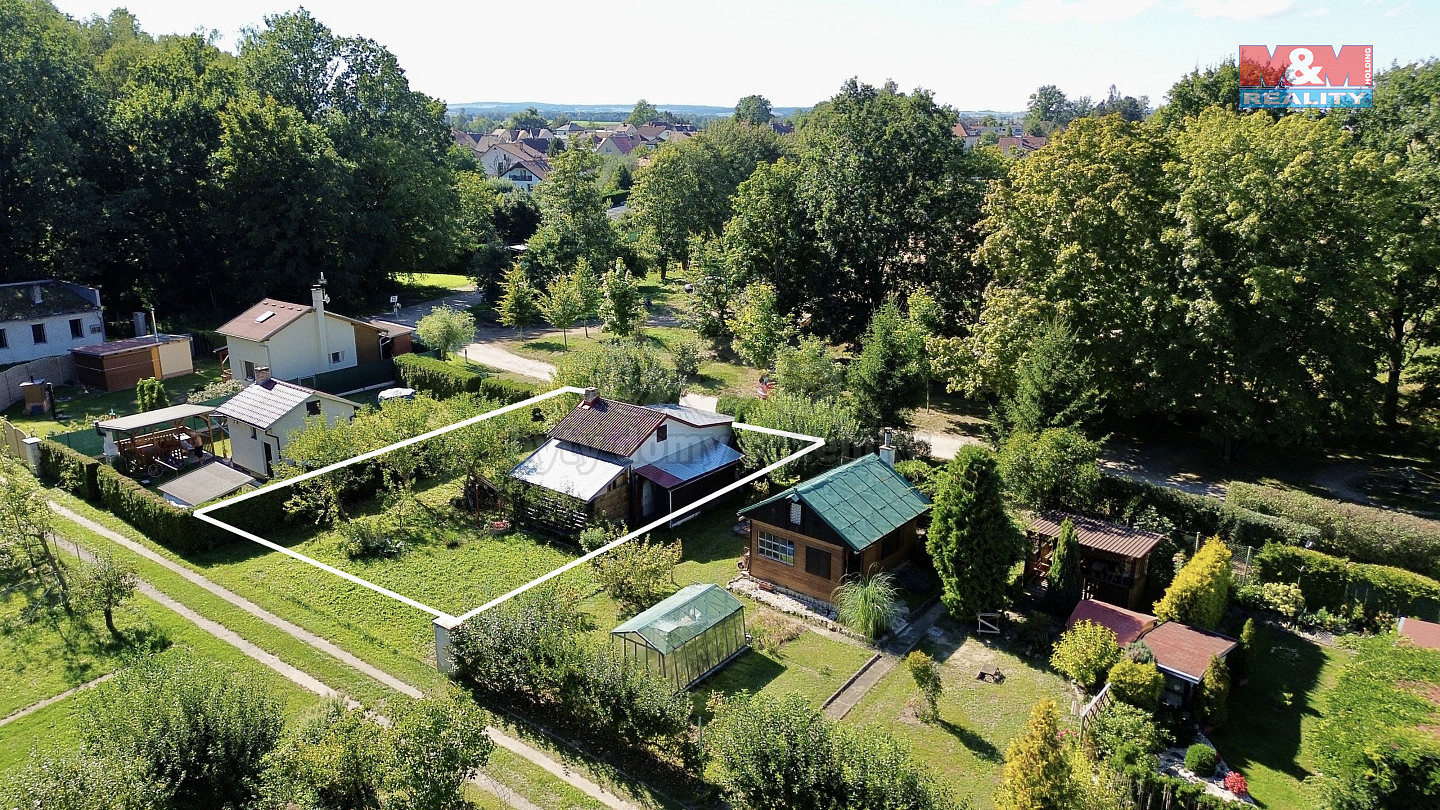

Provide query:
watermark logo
left=1239, top=45, right=1373, bottom=109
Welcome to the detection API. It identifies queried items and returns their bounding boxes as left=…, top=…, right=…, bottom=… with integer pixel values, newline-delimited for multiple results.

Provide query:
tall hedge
left=38, top=439, right=101, bottom=501
left=478, top=377, right=539, bottom=405
left=1096, top=474, right=1318, bottom=548
left=394, top=354, right=484, bottom=399
left=1229, top=481, right=1440, bottom=579
left=1252, top=544, right=1440, bottom=624
left=95, top=464, right=229, bottom=553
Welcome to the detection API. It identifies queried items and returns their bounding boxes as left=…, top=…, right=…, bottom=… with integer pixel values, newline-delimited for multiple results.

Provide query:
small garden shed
left=611, top=583, right=747, bottom=691
left=1025, top=511, right=1166, bottom=611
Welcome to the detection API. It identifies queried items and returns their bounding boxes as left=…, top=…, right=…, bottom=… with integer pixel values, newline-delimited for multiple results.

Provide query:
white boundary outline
left=193, top=387, right=825, bottom=635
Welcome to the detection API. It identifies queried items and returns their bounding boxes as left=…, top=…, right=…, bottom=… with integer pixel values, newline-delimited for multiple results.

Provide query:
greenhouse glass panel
left=611, top=583, right=747, bottom=690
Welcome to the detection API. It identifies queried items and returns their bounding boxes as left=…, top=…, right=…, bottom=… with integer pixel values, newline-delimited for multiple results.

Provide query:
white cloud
left=1385, top=0, right=1412, bottom=16
left=1180, top=0, right=1296, bottom=19
left=1008, top=0, right=1158, bottom=23
left=1303, top=6, right=1330, bottom=15
left=968, top=0, right=1001, bottom=6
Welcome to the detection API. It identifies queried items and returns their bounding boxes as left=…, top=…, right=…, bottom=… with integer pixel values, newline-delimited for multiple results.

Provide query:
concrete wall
left=0, top=354, right=76, bottom=410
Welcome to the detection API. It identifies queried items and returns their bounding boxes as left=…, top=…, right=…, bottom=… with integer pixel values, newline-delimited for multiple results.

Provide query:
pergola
left=97, top=403, right=223, bottom=478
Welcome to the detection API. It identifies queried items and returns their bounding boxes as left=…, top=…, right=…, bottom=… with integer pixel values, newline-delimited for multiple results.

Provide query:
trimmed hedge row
left=1096, top=474, right=1319, bottom=548
left=1229, top=481, right=1440, bottom=579
left=394, top=353, right=483, bottom=399
left=478, top=377, right=540, bottom=404
left=94, top=463, right=230, bottom=553
left=1252, top=544, right=1440, bottom=623
left=38, top=439, right=101, bottom=501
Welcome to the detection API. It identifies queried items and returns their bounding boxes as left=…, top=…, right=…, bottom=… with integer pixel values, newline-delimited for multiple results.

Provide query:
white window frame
left=757, top=531, right=794, bottom=566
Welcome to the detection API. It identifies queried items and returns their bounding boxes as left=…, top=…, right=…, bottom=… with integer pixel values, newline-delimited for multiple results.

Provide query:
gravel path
left=46, top=502, right=639, bottom=810
left=461, top=339, right=555, bottom=381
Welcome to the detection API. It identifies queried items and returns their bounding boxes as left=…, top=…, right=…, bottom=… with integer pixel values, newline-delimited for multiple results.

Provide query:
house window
left=789, top=500, right=802, bottom=525
left=243, top=360, right=256, bottom=380
left=69, top=319, right=83, bottom=339
left=881, top=532, right=903, bottom=559
left=757, top=532, right=794, bottom=566
left=0, top=329, right=7, bottom=349
left=31, top=324, right=46, bottom=344
left=805, top=546, right=832, bottom=579
left=330, top=350, right=344, bottom=364
left=89, top=324, right=102, bottom=334
left=656, top=424, right=667, bottom=442
left=250, top=426, right=258, bottom=440
left=306, top=401, right=321, bottom=416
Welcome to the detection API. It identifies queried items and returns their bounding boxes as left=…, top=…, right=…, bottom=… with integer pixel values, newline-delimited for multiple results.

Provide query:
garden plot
left=194, top=387, right=826, bottom=668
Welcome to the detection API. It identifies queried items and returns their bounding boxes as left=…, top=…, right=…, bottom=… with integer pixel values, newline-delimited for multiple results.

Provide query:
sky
left=49, top=0, right=1440, bottom=112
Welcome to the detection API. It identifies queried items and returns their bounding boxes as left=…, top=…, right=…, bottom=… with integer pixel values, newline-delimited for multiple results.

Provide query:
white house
left=0, top=280, right=105, bottom=365
left=214, top=376, right=358, bottom=478
left=500, top=159, right=549, bottom=192
left=510, top=389, right=741, bottom=529
left=479, top=142, right=547, bottom=179
left=217, top=278, right=392, bottom=384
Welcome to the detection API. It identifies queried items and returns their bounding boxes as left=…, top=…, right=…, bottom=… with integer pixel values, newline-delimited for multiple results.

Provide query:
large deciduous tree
left=525, top=148, right=618, bottom=278
left=734, top=94, right=774, bottom=125
left=727, top=281, right=791, bottom=369
left=415, top=306, right=476, bottom=359
left=926, top=446, right=1018, bottom=621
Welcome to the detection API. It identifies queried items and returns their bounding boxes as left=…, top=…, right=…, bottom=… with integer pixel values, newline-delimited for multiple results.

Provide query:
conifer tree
left=1153, top=536, right=1232, bottom=630
left=1198, top=653, right=1230, bottom=728
left=926, top=446, right=1018, bottom=621
left=1232, top=617, right=1257, bottom=682
left=997, top=699, right=1072, bottom=810
left=1045, top=518, right=1082, bottom=615
left=496, top=264, right=540, bottom=337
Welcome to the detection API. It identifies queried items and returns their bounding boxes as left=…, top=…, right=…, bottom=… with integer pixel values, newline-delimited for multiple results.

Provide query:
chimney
left=582, top=386, right=599, bottom=405
left=879, top=428, right=896, bottom=468
left=132, top=312, right=148, bottom=338
left=254, top=366, right=271, bottom=384
left=312, top=273, right=329, bottom=375
left=31, top=285, right=43, bottom=305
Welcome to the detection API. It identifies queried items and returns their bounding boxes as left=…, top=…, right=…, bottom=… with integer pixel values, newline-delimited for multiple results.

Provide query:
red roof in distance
left=1399, top=616, right=1440, bottom=650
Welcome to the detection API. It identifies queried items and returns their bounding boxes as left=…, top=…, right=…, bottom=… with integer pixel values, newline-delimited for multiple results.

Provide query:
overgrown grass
left=0, top=591, right=318, bottom=776
left=1209, top=623, right=1350, bottom=809
left=846, top=631, right=1076, bottom=810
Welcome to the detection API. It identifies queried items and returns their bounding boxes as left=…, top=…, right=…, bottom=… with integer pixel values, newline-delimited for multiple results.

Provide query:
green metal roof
left=739, top=455, right=931, bottom=552
left=611, top=583, right=743, bottom=655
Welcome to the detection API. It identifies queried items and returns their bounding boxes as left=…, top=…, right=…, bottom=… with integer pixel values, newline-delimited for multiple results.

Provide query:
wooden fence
left=0, top=354, right=77, bottom=411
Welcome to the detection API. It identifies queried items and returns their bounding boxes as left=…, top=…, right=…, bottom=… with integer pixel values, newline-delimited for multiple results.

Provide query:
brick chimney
left=583, top=386, right=599, bottom=405
left=254, top=366, right=271, bottom=384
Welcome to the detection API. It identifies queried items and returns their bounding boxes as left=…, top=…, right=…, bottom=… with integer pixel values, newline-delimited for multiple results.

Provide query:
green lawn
left=3, top=357, right=228, bottom=441
left=0, top=591, right=318, bottom=775
left=691, top=629, right=877, bottom=717
left=1209, top=624, right=1351, bottom=809
left=847, top=632, right=1076, bottom=810
left=476, top=748, right=610, bottom=810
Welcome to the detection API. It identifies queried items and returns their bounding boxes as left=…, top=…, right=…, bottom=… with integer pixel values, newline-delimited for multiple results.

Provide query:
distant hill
left=445, top=101, right=810, bottom=121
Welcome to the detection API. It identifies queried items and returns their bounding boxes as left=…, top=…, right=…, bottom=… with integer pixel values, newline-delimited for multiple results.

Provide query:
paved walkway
left=0, top=672, right=115, bottom=728
left=822, top=600, right=949, bottom=720
left=46, top=502, right=641, bottom=810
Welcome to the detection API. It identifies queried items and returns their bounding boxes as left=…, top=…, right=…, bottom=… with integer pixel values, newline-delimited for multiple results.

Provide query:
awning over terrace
left=511, top=438, right=626, bottom=502
left=96, top=403, right=215, bottom=432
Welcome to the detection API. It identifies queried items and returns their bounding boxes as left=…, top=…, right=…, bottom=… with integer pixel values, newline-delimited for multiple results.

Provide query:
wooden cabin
left=738, top=454, right=930, bottom=605
left=1026, top=512, right=1165, bottom=612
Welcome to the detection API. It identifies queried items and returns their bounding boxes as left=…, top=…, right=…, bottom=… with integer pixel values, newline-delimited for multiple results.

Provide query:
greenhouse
left=611, top=583, right=748, bottom=691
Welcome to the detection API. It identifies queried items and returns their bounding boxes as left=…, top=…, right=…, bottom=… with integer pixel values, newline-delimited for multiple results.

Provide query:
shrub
left=1232, top=619, right=1257, bottom=682
left=38, top=439, right=100, bottom=500
left=671, top=336, right=702, bottom=378
left=1051, top=619, right=1120, bottom=690
left=135, top=377, right=168, bottom=412
left=394, top=353, right=484, bottom=399
left=1123, top=640, right=1154, bottom=663
left=1252, top=543, right=1440, bottom=628
left=337, top=517, right=406, bottom=559
left=1096, top=474, right=1319, bottom=548
left=715, top=394, right=758, bottom=422
left=1223, top=770, right=1248, bottom=796
left=1185, top=744, right=1218, bottom=777
left=1229, top=481, right=1440, bottom=578
left=1154, top=536, right=1231, bottom=630
left=835, top=572, right=903, bottom=641
left=592, top=537, right=682, bottom=614
left=478, top=376, right=539, bottom=404
left=997, top=427, right=1101, bottom=511
left=1198, top=654, right=1230, bottom=728
left=1107, top=658, right=1164, bottom=713
left=905, top=651, right=943, bottom=722
left=892, top=459, right=939, bottom=496
left=1261, top=581, right=1305, bottom=620
left=1088, top=702, right=1172, bottom=762
left=95, top=463, right=228, bottom=553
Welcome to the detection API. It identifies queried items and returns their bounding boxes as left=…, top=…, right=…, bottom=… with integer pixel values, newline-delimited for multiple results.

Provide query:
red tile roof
left=1399, top=616, right=1440, bottom=650
left=1066, top=599, right=1156, bottom=646
left=549, top=397, right=665, bottom=457
left=1143, top=622, right=1237, bottom=683
left=1028, top=511, right=1165, bottom=561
